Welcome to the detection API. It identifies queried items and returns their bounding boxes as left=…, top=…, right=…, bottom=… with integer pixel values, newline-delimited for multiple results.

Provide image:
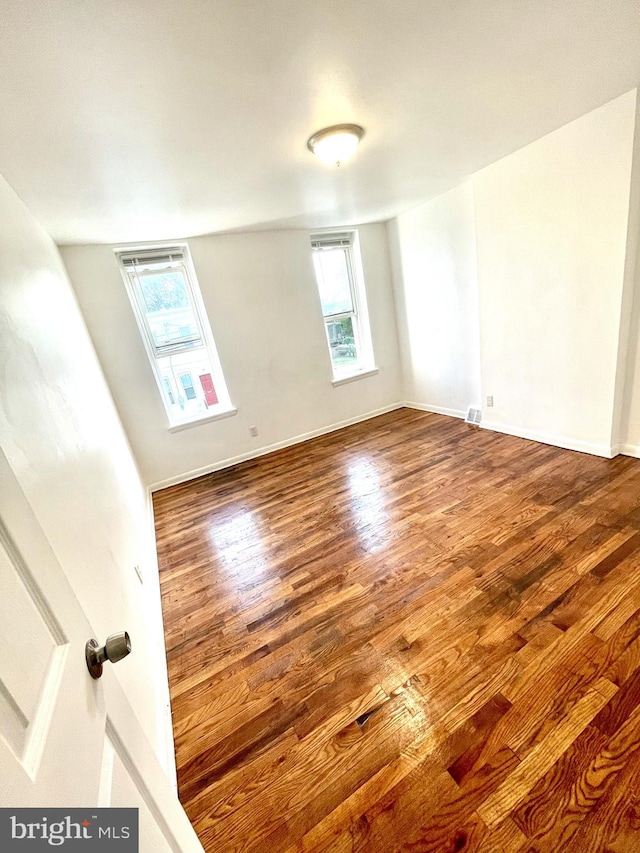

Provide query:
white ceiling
left=1, top=0, right=640, bottom=245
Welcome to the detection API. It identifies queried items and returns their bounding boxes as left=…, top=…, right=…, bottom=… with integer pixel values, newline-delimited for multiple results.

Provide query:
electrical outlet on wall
left=249, top=425, right=258, bottom=437
left=486, top=395, right=494, bottom=407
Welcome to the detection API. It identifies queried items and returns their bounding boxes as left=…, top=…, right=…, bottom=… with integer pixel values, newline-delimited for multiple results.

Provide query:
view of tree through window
left=140, top=272, right=190, bottom=311
left=137, top=271, right=201, bottom=352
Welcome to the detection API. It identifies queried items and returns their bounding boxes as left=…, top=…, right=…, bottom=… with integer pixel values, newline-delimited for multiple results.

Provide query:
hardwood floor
left=153, top=408, right=640, bottom=852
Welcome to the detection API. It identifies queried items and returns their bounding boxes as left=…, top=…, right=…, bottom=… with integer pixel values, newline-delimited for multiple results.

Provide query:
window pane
left=137, top=270, right=202, bottom=351
left=313, top=249, right=353, bottom=316
left=326, top=316, right=359, bottom=371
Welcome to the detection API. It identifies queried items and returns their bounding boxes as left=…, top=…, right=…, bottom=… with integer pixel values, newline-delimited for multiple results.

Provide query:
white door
left=0, top=448, right=203, bottom=852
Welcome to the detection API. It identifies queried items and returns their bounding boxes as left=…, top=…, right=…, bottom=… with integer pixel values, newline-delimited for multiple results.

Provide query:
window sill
left=331, top=367, right=379, bottom=387
left=168, top=406, right=237, bottom=433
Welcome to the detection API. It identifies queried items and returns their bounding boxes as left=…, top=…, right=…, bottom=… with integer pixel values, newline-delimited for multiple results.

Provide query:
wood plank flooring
left=153, top=408, right=640, bottom=852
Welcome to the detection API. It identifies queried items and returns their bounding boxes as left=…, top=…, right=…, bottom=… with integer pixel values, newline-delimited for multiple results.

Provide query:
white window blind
left=310, top=233, right=353, bottom=251
left=118, top=247, right=186, bottom=270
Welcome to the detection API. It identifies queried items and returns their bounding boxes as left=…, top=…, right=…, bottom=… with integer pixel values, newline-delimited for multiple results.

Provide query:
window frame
left=115, top=243, right=235, bottom=429
left=310, top=230, right=376, bottom=383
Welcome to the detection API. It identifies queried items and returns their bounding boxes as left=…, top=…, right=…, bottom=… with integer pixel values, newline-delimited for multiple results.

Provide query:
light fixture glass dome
left=307, top=124, right=365, bottom=166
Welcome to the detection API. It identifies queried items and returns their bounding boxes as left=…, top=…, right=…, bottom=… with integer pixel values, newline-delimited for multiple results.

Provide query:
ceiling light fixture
left=307, top=124, right=365, bottom=166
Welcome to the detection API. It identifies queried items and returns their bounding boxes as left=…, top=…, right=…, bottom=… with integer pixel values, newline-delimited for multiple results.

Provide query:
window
left=116, top=245, right=233, bottom=427
left=162, top=377, right=175, bottom=405
left=179, top=373, right=197, bottom=400
left=311, top=231, right=375, bottom=381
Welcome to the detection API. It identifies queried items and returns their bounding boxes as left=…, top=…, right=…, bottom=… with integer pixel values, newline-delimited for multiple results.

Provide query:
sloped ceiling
left=1, top=0, right=639, bottom=245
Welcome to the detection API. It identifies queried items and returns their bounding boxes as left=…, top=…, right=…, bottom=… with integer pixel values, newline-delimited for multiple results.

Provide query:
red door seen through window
left=199, top=373, right=218, bottom=407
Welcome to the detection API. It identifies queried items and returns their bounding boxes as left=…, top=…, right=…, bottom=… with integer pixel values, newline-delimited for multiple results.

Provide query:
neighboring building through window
left=310, top=231, right=375, bottom=381
left=116, top=244, right=233, bottom=427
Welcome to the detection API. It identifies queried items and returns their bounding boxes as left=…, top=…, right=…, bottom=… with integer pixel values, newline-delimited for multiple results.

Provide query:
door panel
left=0, top=523, right=67, bottom=774
left=101, top=731, right=175, bottom=853
left=0, top=448, right=203, bottom=851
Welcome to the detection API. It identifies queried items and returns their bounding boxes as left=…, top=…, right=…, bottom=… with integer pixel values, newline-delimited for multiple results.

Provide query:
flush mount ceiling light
left=307, top=124, right=365, bottom=166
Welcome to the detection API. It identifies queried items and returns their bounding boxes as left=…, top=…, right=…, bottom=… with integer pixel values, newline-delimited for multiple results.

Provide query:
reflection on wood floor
left=153, top=408, right=640, bottom=852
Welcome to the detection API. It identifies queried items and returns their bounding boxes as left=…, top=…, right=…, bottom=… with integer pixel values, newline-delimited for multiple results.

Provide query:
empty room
left=2, top=1, right=640, bottom=851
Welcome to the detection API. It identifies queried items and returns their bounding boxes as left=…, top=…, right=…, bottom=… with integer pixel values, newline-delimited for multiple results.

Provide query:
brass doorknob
left=85, top=632, right=131, bottom=679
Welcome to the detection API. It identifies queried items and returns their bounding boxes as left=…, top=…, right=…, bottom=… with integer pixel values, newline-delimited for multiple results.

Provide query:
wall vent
left=465, top=407, right=482, bottom=426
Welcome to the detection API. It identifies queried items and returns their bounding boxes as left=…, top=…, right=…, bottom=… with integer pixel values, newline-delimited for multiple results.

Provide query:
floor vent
left=465, top=407, right=482, bottom=426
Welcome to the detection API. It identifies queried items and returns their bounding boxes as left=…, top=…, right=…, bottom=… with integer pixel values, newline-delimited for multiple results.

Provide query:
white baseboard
left=149, top=402, right=404, bottom=491
left=150, top=403, right=634, bottom=493
left=160, top=700, right=178, bottom=793
left=621, top=443, right=640, bottom=458
left=143, top=491, right=178, bottom=790
left=480, top=419, right=616, bottom=458
left=403, top=401, right=466, bottom=419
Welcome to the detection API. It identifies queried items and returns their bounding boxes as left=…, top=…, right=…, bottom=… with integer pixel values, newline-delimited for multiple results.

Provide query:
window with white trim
left=311, top=231, right=375, bottom=381
left=116, top=245, right=233, bottom=427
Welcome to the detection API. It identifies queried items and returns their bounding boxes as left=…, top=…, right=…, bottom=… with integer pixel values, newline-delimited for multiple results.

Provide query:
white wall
left=474, top=89, right=636, bottom=456
left=617, top=96, right=640, bottom=456
left=387, top=181, right=481, bottom=417
left=621, top=250, right=640, bottom=454
left=61, top=224, right=402, bottom=488
left=0, top=173, right=173, bottom=771
left=388, top=89, right=638, bottom=457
